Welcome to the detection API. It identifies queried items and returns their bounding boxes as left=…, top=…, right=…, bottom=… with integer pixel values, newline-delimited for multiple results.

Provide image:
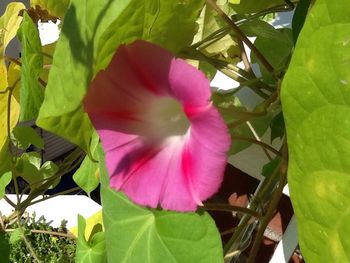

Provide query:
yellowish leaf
left=0, top=2, right=26, bottom=54
left=70, top=210, right=103, bottom=241
left=0, top=2, right=25, bottom=90
left=0, top=63, right=20, bottom=151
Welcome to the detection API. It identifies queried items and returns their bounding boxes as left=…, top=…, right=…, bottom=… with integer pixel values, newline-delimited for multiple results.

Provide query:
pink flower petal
left=84, top=40, right=231, bottom=211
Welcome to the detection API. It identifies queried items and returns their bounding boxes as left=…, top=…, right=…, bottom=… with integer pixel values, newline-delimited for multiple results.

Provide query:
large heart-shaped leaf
left=281, top=0, right=350, bottom=261
left=95, top=0, right=205, bottom=71
left=99, top=147, right=223, bottom=263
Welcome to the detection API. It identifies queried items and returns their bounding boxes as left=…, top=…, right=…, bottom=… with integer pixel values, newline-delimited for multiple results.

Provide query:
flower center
left=147, top=97, right=190, bottom=138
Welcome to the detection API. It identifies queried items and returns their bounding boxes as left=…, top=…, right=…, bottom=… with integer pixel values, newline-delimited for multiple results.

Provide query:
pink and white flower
left=84, top=40, right=230, bottom=211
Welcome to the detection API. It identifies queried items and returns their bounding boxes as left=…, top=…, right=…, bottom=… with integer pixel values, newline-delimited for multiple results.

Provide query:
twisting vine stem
left=206, top=0, right=275, bottom=73
left=247, top=142, right=288, bottom=262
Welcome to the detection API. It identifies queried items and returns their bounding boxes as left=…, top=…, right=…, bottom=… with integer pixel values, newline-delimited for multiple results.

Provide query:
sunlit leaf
left=9, top=228, right=21, bottom=244
left=96, top=0, right=205, bottom=71
left=0, top=64, right=20, bottom=152
left=0, top=2, right=24, bottom=91
left=0, top=171, right=11, bottom=199
left=76, top=214, right=106, bottom=263
left=30, top=0, right=70, bottom=18
left=70, top=210, right=103, bottom=241
left=281, top=0, right=350, bottom=261
left=194, top=1, right=239, bottom=79
left=17, top=12, right=44, bottom=121
left=0, top=2, right=25, bottom=51
left=73, top=132, right=100, bottom=195
left=11, top=126, right=44, bottom=150
left=17, top=152, right=59, bottom=190
left=99, top=147, right=223, bottom=263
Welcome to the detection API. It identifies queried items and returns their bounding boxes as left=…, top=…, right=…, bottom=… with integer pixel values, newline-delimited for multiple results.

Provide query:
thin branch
left=0, top=87, right=9, bottom=94
left=246, top=121, right=272, bottom=161
left=3, top=196, right=16, bottom=208
left=221, top=227, right=235, bottom=236
left=28, top=187, right=82, bottom=207
left=19, top=227, right=42, bottom=263
left=206, top=0, right=275, bottom=73
left=30, top=229, right=76, bottom=239
left=204, top=203, right=262, bottom=218
left=231, top=135, right=281, bottom=157
left=247, top=143, right=288, bottom=263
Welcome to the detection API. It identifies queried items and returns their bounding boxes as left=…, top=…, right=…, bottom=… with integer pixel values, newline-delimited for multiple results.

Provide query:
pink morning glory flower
left=84, top=40, right=230, bottom=211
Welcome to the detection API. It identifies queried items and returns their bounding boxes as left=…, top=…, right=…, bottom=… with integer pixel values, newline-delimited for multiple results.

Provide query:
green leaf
left=11, top=126, right=44, bottom=150
left=73, top=157, right=99, bottom=195
left=76, top=214, right=106, bottom=263
left=269, top=111, right=284, bottom=142
left=17, top=12, right=44, bottom=121
left=229, top=0, right=284, bottom=14
left=292, top=0, right=311, bottom=43
left=240, top=18, right=284, bottom=41
left=96, top=0, right=205, bottom=72
left=73, top=132, right=100, bottom=195
left=193, top=1, right=239, bottom=79
left=37, top=107, right=93, bottom=156
left=212, top=92, right=272, bottom=154
left=30, top=0, right=70, bottom=18
left=261, top=158, right=280, bottom=178
left=99, top=147, right=223, bottom=263
left=17, top=152, right=59, bottom=190
left=281, top=0, right=350, bottom=261
left=9, top=228, right=22, bottom=244
left=0, top=171, right=11, bottom=199
left=0, top=233, right=10, bottom=263
left=251, top=28, right=293, bottom=84
left=37, top=0, right=204, bottom=155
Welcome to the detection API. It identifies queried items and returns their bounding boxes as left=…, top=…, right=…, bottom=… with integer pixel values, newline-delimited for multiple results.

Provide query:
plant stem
left=19, top=226, right=42, bottom=263
left=6, top=84, right=21, bottom=206
left=204, top=203, right=262, bottom=218
left=13, top=208, right=42, bottom=262
left=221, top=228, right=235, bottom=236
left=28, top=187, right=82, bottom=207
left=247, top=143, right=288, bottom=263
left=223, top=158, right=284, bottom=257
left=0, top=87, right=9, bottom=94
left=3, top=196, right=16, bottom=208
left=231, top=136, right=281, bottom=156
left=206, top=0, right=275, bottom=73
left=30, top=229, right=76, bottom=239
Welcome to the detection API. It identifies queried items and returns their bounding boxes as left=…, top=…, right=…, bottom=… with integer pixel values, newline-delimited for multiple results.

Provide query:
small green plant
left=5, top=213, right=76, bottom=263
